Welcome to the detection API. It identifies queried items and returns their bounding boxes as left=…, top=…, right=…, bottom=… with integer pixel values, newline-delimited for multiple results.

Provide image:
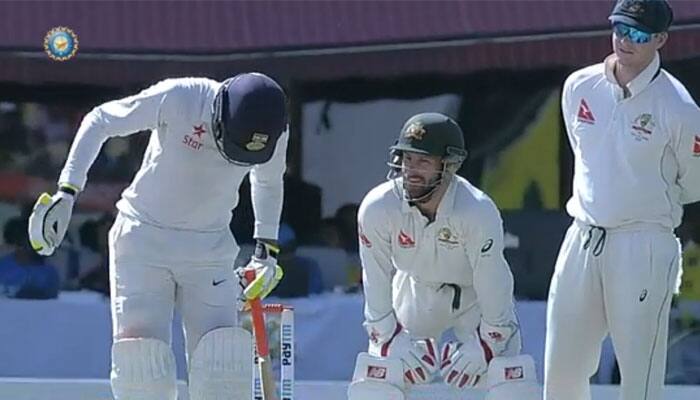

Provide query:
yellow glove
left=236, top=241, right=284, bottom=301
left=27, top=184, right=78, bottom=256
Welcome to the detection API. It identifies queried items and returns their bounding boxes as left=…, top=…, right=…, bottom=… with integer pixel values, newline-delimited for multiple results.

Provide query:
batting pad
left=188, top=327, right=253, bottom=400
left=110, top=337, right=177, bottom=400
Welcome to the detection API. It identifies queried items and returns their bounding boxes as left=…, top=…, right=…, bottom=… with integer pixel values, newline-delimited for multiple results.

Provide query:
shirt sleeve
left=249, top=129, right=289, bottom=240
left=561, top=73, right=578, bottom=149
left=358, top=196, right=395, bottom=326
left=674, top=105, right=700, bottom=204
left=58, top=79, right=182, bottom=190
left=467, top=202, right=516, bottom=325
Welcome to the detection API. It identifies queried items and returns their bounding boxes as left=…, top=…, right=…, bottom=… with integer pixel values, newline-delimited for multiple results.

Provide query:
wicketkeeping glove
left=366, top=314, right=438, bottom=385
left=28, top=185, right=78, bottom=256
left=440, top=319, right=518, bottom=389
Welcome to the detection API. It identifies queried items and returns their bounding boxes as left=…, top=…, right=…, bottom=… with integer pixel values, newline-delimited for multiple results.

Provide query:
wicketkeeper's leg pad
left=347, top=352, right=406, bottom=400
left=110, top=337, right=178, bottom=400
left=485, top=354, right=542, bottom=400
left=188, top=326, right=253, bottom=400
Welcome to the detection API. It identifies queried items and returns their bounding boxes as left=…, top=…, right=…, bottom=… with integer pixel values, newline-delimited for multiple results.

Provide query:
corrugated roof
left=1, top=0, right=700, bottom=85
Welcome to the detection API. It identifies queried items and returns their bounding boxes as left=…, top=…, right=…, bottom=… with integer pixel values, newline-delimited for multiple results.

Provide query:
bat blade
left=258, top=353, right=278, bottom=400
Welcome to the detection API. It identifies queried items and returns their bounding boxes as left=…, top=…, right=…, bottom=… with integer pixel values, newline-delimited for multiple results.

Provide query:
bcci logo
left=44, top=27, right=78, bottom=61
left=246, top=132, right=269, bottom=151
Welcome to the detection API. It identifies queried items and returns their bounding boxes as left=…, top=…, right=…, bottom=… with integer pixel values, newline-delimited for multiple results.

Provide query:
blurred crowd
left=0, top=101, right=363, bottom=300
left=1, top=98, right=700, bottom=383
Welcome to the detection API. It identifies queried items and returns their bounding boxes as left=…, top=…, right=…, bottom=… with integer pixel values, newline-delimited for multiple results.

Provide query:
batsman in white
left=545, top=1, right=700, bottom=399
left=27, top=73, right=289, bottom=400
left=348, top=113, right=540, bottom=400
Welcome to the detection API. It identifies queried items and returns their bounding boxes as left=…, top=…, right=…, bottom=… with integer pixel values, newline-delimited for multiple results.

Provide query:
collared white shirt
left=358, top=176, right=515, bottom=327
left=562, top=52, right=700, bottom=229
left=59, top=77, right=288, bottom=236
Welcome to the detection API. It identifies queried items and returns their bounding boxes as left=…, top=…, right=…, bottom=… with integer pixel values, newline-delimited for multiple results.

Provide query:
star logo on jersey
left=192, top=124, right=206, bottom=139
left=577, top=99, right=595, bottom=125
left=631, top=113, right=654, bottom=141
left=693, top=135, right=700, bottom=157
left=398, top=230, right=415, bottom=248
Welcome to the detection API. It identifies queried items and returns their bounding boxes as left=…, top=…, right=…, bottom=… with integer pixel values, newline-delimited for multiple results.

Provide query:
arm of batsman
left=236, top=241, right=284, bottom=301
left=27, top=186, right=77, bottom=256
left=365, top=314, right=438, bottom=385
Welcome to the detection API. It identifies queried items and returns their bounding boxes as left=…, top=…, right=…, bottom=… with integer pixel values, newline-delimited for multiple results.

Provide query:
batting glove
left=236, top=241, right=284, bottom=301
left=27, top=184, right=78, bottom=256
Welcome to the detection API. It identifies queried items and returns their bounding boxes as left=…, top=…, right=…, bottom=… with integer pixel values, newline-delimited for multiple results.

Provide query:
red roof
left=1, top=0, right=700, bottom=85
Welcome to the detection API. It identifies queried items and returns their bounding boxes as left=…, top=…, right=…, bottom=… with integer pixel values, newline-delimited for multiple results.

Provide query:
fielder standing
left=545, top=1, right=700, bottom=399
left=28, top=73, right=288, bottom=400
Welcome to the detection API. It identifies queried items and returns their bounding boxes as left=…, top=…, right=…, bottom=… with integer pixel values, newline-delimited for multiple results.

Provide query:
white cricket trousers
left=108, top=212, right=241, bottom=359
left=544, top=220, right=682, bottom=400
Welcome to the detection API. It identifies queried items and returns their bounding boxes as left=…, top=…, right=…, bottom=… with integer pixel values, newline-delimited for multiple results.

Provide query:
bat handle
left=244, top=270, right=270, bottom=356
left=245, top=270, right=278, bottom=400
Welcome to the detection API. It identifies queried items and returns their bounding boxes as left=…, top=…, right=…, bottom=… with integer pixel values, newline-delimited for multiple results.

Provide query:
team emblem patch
left=631, top=113, right=655, bottom=141
left=437, top=227, right=459, bottom=248
left=620, top=0, right=645, bottom=14
left=404, top=123, right=426, bottom=141
left=246, top=132, right=269, bottom=151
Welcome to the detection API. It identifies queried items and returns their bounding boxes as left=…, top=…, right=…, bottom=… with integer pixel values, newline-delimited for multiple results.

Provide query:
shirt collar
left=604, top=52, right=660, bottom=99
left=399, top=176, right=457, bottom=218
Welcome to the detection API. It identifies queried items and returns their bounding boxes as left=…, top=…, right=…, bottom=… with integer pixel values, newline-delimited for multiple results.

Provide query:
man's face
left=612, top=23, right=667, bottom=68
left=401, top=151, right=443, bottom=199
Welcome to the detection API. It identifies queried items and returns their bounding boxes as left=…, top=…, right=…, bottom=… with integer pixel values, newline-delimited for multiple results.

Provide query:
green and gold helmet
left=390, top=113, right=467, bottom=162
left=387, top=113, right=468, bottom=202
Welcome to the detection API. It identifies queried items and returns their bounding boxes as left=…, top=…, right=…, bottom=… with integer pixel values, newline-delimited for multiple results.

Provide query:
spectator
left=0, top=216, right=59, bottom=299
left=77, top=213, right=112, bottom=296
left=335, top=203, right=359, bottom=253
left=231, top=170, right=323, bottom=245
left=334, top=203, right=362, bottom=287
left=270, top=223, right=322, bottom=298
left=281, top=166, right=322, bottom=245
left=315, top=217, right=341, bottom=248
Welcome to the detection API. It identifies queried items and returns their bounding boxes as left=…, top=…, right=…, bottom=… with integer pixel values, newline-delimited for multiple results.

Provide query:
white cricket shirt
left=563, top=52, right=700, bottom=229
left=59, top=78, right=288, bottom=237
left=358, top=176, right=515, bottom=329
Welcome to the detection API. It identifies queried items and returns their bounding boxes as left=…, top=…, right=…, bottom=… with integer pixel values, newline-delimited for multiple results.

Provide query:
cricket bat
left=245, top=270, right=278, bottom=400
